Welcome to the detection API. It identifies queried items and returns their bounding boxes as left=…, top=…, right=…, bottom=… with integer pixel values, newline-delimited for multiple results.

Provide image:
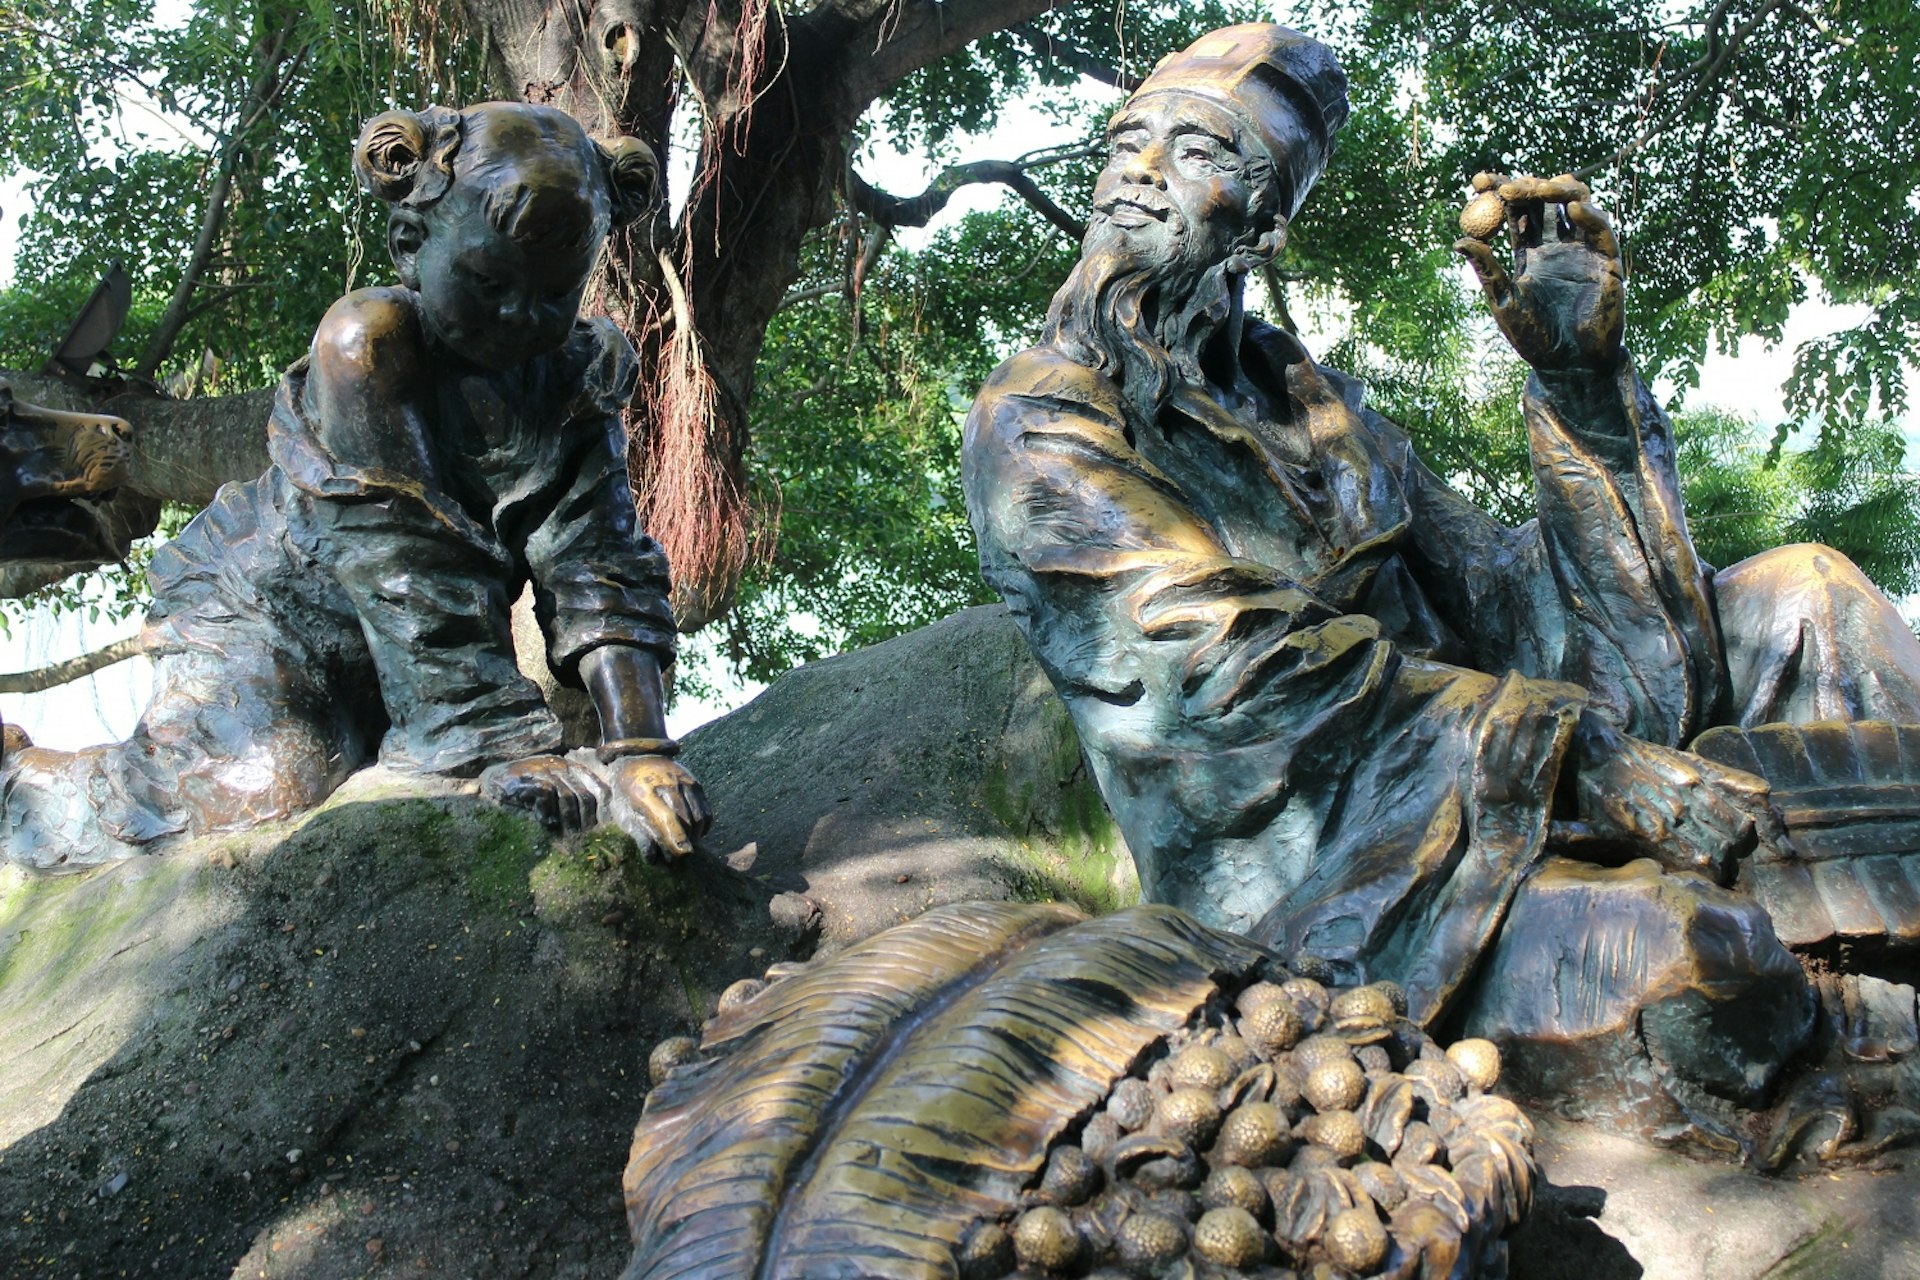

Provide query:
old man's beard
left=1042, top=213, right=1239, bottom=422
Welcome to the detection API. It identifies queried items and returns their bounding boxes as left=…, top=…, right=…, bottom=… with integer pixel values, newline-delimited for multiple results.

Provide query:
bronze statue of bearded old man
left=964, top=23, right=1920, bottom=1103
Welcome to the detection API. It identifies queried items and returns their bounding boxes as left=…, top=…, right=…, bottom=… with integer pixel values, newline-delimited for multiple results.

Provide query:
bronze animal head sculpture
left=0, top=378, right=133, bottom=569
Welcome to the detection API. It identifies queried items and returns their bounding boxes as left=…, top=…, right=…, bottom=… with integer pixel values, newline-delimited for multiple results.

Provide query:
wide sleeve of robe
left=962, top=347, right=1588, bottom=1023
left=1379, top=357, right=1723, bottom=748
left=1520, top=362, right=1723, bottom=744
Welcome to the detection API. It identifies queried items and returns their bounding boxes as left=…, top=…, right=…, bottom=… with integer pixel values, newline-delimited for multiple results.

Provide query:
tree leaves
left=1327, top=0, right=1920, bottom=424
left=0, top=0, right=487, bottom=390
left=6, top=0, right=1916, bottom=662
left=1677, top=408, right=1920, bottom=596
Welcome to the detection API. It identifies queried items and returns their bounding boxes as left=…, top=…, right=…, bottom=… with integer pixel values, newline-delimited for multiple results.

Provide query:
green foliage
left=700, top=203, right=1079, bottom=688
left=1677, top=409, right=1920, bottom=596
left=1258, top=0, right=1920, bottom=606
left=1779, top=424, right=1920, bottom=597
left=1673, top=408, right=1800, bottom=573
left=880, top=3, right=1263, bottom=158
left=1315, top=0, right=1920, bottom=427
left=0, top=0, right=487, bottom=387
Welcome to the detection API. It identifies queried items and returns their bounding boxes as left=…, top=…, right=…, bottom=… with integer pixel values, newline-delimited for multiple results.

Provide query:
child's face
left=405, top=183, right=601, bottom=371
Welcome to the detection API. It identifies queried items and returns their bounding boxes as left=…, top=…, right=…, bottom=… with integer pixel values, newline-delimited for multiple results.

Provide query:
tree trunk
left=0, top=371, right=273, bottom=508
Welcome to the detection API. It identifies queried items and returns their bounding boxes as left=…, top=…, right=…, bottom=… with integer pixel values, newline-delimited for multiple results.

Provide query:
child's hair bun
left=354, top=107, right=464, bottom=208
left=599, top=136, right=661, bottom=226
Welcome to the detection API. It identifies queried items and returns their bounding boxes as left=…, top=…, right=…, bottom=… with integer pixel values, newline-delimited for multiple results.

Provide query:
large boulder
left=0, top=773, right=777, bottom=1279
left=680, top=604, right=1135, bottom=947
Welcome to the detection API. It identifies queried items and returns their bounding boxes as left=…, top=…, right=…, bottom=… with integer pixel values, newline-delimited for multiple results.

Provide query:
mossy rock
left=0, top=769, right=781, bottom=1279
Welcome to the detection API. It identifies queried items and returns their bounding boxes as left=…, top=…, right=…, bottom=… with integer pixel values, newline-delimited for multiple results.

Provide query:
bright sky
left=2, top=73, right=1914, bottom=748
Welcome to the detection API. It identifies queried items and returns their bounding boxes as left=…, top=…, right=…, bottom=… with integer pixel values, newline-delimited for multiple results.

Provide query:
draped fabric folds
left=964, top=324, right=1720, bottom=1023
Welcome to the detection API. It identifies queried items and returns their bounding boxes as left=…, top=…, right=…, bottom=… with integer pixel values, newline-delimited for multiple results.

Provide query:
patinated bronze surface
left=625, top=901, right=1537, bottom=1278
left=0, top=104, right=710, bottom=867
left=0, top=379, right=135, bottom=571
left=962, top=23, right=1920, bottom=1123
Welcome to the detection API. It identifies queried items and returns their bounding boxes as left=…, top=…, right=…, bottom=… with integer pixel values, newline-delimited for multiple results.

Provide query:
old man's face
left=1091, top=93, right=1263, bottom=273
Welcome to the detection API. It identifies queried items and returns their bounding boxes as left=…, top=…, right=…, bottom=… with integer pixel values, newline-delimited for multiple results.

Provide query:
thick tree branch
left=847, top=0, right=1063, bottom=104
left=134, top=16, right=306, bottom=381
left=804, top=0, right=899, bottom=27
left=848, top=158, right=1087, bottom=239
left=0, top=636, right=143, bottom=695
left=1007, top=23, right=1138, bottom=91
left=1, top=371, right=272, bottom=505
left=1572, top=0, right=1786, bottom=180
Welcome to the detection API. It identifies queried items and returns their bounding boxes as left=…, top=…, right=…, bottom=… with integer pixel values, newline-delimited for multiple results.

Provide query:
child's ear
left=598, top=136, right=660, bottom=226
left=388, top=211, right=428, bottom=288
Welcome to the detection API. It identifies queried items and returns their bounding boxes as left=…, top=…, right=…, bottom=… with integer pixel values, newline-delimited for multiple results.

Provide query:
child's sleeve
left=522, top=319, right=678, bottom=685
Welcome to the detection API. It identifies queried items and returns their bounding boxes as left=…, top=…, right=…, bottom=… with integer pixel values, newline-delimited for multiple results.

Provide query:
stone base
left=1512, top=1116, right=1920, bottom=1280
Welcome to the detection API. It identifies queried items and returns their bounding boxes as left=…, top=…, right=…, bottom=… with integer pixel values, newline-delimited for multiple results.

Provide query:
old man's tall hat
left=1126, top=24, right=1350, bottom=224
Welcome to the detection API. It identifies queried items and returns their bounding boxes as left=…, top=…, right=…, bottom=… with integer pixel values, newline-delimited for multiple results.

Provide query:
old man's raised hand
left=1455, top=172, right=1626, bottom=373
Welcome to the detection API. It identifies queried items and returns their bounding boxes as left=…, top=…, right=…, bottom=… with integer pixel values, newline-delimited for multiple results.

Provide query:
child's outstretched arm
left=480, top=645, right=710, bottom=859
left=581, top=645, right=711, bottom=858
left=483, top=318, right=709, bottom=859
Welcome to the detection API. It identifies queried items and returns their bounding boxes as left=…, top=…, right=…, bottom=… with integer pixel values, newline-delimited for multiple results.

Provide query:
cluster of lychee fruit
left=952, top=966, right=1533, bottom=1279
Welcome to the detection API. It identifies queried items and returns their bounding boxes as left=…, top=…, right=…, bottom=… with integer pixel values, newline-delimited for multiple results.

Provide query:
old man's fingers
left=1497, top=173, right=1589, bottom=247
left=1688, top=751, right=1799, bottom=863
left=1496, top=174, right=1621, bottom=263
left=1563, top=197, right=1621, bottom=265
left=1495, top=173, right=1591, bottom=206
left=1616, top=736, right=1775, bottom=883
left=1570, top=721, right=1772, bottom=884
left=1454, top=236, right=1515, bottom=310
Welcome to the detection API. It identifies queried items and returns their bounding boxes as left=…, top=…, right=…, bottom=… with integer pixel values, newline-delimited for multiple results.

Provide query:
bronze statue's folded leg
left=1460, top=857, right=1815, bottom=1144
left=1, top=645, right=369, bottom=868
left=1713, top=543, right=1920, bottom=728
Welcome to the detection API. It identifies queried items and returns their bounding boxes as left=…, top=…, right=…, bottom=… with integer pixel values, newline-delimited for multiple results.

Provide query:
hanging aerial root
left=634, top=249, right=758, bottom=618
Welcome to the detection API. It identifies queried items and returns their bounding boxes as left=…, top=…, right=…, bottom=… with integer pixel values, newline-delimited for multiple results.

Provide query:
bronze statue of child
left=1, top=103, right=710, bottom=867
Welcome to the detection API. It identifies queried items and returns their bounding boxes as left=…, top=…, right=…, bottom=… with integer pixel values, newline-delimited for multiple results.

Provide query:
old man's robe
left=964, top=321, right=1733, bottom=1022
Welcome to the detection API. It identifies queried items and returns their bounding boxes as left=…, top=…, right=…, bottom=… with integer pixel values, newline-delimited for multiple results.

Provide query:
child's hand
left=608, top=755, right=713, bottom=861
left=480, top=754, right=610, bottom=834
